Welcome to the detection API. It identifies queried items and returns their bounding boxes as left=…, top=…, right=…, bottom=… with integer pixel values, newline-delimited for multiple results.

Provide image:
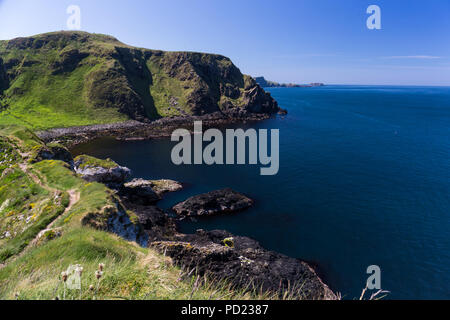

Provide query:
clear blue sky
left=0, top=0, right=449, bottom=85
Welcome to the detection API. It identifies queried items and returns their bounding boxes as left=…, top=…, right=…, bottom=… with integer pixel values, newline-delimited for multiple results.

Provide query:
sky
left=0, top=0, right=449, bottom=86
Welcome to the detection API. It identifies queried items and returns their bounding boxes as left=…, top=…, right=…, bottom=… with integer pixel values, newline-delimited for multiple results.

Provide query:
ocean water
left=71, top=85, right=450, bottom=299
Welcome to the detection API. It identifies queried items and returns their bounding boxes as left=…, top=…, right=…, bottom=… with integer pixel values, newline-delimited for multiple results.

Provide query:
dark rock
left=278, top=108, right=288, bottom=115
left=121, top=178, right=161, bottom=205
left=123, top=202, right=177, bottom=241
left=48, top=143, right=74, bottom=163
left=172, top=188, right=253, bottom=217
left=151, top=230, right=336, bottom=300
left=30, top=143, right=73, bottom=165
left=0, top=58, right=8, bottom=93
left=50, top=49, right=89, bottom=75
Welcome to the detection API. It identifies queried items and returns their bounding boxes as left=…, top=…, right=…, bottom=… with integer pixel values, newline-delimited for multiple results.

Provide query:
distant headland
left=254, top=76, right=324, bottom=88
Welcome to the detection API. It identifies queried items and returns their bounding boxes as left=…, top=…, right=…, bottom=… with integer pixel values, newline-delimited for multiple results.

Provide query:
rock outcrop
left=152, top=229, right=336, bottom=300
left=172, top=188, right=253, bottom=218
left=74, top=155, right=131, bottom=187
left=30, top=142, right=74, bottom=165
left=121, top=179, right=161, bottom=205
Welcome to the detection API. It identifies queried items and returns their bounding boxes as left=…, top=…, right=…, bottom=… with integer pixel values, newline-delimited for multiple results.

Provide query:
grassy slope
left=0, top=126, right=269, bottom=300
left=0, top=31, right=266, bottom=130
left=0, top=34, right=129, bottom=130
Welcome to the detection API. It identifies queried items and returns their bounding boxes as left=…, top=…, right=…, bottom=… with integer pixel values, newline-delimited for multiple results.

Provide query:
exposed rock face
left=172, top=188, right=253, bottom=217
left=152, top=229, right=336, bottom=300
left=50, top=49, right=89, bottom=75
left=0, top=57, right=7, bottom=94
left=81, top=202, right=149, bottom=247
left=107, top=205, right=149, bottom=247
left=74, top=155, right=131, bottom=187
left=121, top=179, right=161, bottom=205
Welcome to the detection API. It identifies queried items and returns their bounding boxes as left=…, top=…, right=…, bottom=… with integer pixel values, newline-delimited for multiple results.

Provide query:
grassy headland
left=0, top=31, right=279, bottom=131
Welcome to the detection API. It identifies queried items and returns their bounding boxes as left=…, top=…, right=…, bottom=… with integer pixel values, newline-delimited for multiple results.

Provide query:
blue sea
left=72, top=85, right=450, bottom=299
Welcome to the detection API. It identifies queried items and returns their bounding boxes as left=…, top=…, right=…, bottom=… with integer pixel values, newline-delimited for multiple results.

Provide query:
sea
left=71, top=85, right=450, bottom=299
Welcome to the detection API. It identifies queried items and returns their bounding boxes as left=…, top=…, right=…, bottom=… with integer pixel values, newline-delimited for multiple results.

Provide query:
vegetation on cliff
left=0, top=31, right=279, bottom=130
left=0, top=125, right=286, bottom=300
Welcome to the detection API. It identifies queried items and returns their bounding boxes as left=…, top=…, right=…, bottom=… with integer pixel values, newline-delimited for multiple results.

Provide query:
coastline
left=44, top=115, right=336, bottom=299
left=36, top=112, right=275, bottom=147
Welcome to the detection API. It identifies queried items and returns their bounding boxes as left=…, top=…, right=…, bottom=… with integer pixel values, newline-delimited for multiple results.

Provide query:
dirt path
left=45, top=189, right=80, bottom=230
left=0, top=163, right=80, bottom=269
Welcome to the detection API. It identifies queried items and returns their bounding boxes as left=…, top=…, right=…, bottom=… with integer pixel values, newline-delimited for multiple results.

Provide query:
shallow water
left=72, top=85, right=450, bottom=299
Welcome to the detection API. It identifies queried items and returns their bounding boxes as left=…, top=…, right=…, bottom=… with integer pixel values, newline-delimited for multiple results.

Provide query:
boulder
left=74, top=155, right=131, bottom=187
left=172, top=188, right=253, bottom=217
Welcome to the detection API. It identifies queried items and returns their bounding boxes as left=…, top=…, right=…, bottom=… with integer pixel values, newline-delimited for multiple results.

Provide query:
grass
left=73, top=155, right=119, bottom=170
left=0, top=125, right=281, bottom=300
left=147, top=56, right=193, bottom=117
left=0, top=31, right=261, bottom=130
left=0, top=167, right=68, bottom=262
left=0, top=226, right=275, bottom=300
left=0, top=62, right=128, bottom=130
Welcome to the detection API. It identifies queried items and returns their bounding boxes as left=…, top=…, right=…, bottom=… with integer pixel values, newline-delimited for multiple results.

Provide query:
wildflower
left=98, top=263, right=105, bottom=271
left=76, top=266, right=83, bottom=277
left=61, top=271, right=68, bottom=282
left=89, top=284, right=94, bottom=291
left=95, top=270, right=103, bottom=280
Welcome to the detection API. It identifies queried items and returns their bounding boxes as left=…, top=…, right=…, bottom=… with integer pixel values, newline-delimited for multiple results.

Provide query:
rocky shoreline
left=36, top=112, right=283, bottom=147
left=70, top=145, right=336, bottom=300
left=32, top=109, right=336, bottom=299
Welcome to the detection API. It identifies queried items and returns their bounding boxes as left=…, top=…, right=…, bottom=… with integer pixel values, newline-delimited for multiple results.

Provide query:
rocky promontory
left=74, top=155, right=131, bottom=188
left=152, top=229, right=336, bottom=300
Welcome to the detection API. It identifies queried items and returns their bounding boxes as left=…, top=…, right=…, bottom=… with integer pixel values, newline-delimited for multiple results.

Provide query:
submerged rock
left=74, top=155, right=131, bottom=187
left=172, top=188, right=253, bottom=217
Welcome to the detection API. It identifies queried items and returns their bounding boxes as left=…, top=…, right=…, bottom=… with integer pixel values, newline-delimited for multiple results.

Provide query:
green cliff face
left=0, top=31, right=278, bottom=130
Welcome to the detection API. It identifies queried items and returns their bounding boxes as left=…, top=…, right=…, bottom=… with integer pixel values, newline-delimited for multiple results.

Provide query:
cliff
left=0, top=31, right=279, bottom=130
